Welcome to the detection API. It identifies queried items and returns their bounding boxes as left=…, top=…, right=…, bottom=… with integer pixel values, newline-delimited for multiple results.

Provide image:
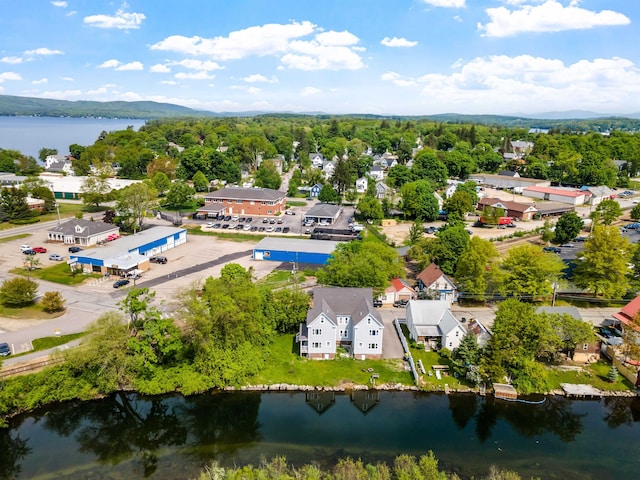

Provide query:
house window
left=368, top=343, right=378, bottom=349
left=312, top=342, right=321, bottom=348
left=235, top=200, right=243, bottom=204
left=268, top=210, right=272, bottom=214
left=583, top=343, right=589, bottom=350
left=367, top=319, right=371, bottom=324
left=455, top=331, right=459, bottom=336
left=312, top=329, right=322, bottom=335
left=449, top=342, right=452, bottom=347
left=326, top=341, right=331, bottom=347
left=358, top=342, right=363, bottom=347
left=370, top=330, right=378, bottom=336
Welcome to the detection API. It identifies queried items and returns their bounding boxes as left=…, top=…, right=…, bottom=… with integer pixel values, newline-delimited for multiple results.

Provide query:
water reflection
left=0, top=429, right=30, bottom=480
left=305, top=391, right=336, bottom=414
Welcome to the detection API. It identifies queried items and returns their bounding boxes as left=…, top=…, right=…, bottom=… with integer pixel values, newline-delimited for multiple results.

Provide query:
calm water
left=0, top=116, right=146, bottom=159
left=3, top=391, right=640, bottom=479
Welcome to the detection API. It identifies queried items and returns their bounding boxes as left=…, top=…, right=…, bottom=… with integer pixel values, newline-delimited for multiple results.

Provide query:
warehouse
left=304, top=203, right=341, bottom=225
left=69, top=226, right=187, bottom=276
left=252, top=237, right=342, bottom=265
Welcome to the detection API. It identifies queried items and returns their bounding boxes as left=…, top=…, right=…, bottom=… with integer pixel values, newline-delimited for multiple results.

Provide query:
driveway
left=378, top=306, right=405, bottom=359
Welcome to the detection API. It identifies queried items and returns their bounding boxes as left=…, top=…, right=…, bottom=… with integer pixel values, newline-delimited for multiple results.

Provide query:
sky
left=1, top=0, right=639, bottom=116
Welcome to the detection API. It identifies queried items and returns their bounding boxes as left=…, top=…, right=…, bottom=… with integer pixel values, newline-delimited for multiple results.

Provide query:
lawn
left=547, top=361, right=635, bottom=392
left=286, top=200, right=308, bottom=207
left=0, top=233, right=31, bottom=243
left=255, top=334, right=413, bottom=387
left=186, top=226, right=264, bottom=243
left=0, top=302, right=66, bottom=320
left=11, top=262, right=102, bottom=285
left=256, top=270, right=306, bottom=289
left=31, top=332, right=85, bottom=351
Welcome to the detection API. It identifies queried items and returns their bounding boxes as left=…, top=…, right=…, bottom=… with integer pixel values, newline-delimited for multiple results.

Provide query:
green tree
left=572, top=225, right=630, bottom=298
left=38, top=147, right=57, bottom=162
left=407, top=219, right=424, bottom=246
left=455, top=236, right=498, bottom=300
left=452, top=332, right=480, bottom=379
left=593, top=199, right=622, bottom=225
left=387, top=164, right=412, bottom=188
left=80, top=174, right=112, bottom=208
left=152, top=172, right=171, bottom=196
left=264, top=288, right=310, bottom=334
left=631, top=203, right=640, bottom=221
left=443, top=190, right=474, bottom=221
left=412, top=149, right=448, bottom=186
left=412, top=224, right=470, bottom=275
left=30, top=185, right=56, bottom=213
left=41, top=291, right=66, bottom=313
left=480, top=206, right=505, bottom=226
left=541, top=219, right=556, bottom=244
left=400, top=180, right=439, bottom=221
left=318, top=184, right=339, bottom=203
left=117, top=287, right=157, bottom=333
left=357, top=196, right=383, bottom=221
left=192, top=171, right=209, bottom=192
left=254, top=160, right=282, bottom=190
left=0, top=277, right=39, bottom=307
left=115, top=182, right=157, bottom=234
left=165, top=181, right=195, bottom=209
left=0, top=187, right=32, bottom=221
left=498, top=244, right=564, bottom=298
left=607, top=365, right=619, bottom=383
left=554, top=212, right=584, bottom=244
left=331, top=158, right=353, bottom=194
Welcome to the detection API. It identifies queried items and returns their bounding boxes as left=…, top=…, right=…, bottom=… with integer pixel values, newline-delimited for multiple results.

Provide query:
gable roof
left=407, top=300, right=462, bottom=337
left=307, top=287, right=382, bottom=326
left=613, top=295, right=640, bottom=328
left=416, top=263, right=448, bottom=287
left=537, top=306, right=582, bottom=321
left=387, top=278, right=415, bottom=293
left=478, top=197, right=537, bottom=213
left=498, top=170, right=519, bottom=177
left=523, top=186, right=585, bottom=198
left=47, top=218, right=118, bottom=238
left=205, top=187, right=285, bottom=202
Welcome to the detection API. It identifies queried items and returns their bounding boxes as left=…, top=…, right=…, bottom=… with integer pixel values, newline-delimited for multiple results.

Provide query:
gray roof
left=307, top=287, right=382, bottom=326
left=407, top=300, right=462, bottom=338
left=70, top=226, right=186, bottom=261
left=306, top=203, right=340, bottom=218
left=47, top=219, right=118, bottom=238
left=196, top=203, right=226, bottom=213
left=254, top=237, right=342, bottom=255
left=537, top=306, right=582, bottom=321
left=205, top=187, right=285, bottom=202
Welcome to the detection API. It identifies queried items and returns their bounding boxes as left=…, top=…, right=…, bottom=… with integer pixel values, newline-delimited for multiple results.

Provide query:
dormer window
left=75, top=225, right=84, bottom=233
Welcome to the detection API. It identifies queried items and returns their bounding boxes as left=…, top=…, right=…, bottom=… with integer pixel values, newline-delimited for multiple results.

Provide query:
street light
left=552, top=281, right=558, bottom=307
left=54, top=203, right=61, bottom=226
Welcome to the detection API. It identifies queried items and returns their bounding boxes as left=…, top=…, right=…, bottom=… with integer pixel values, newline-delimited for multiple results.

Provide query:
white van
left=20, top=244, right=31, bottom=252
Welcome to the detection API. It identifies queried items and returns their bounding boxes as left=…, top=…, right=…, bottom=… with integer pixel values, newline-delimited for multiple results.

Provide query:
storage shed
left=252, top=237, right=342, bottom=265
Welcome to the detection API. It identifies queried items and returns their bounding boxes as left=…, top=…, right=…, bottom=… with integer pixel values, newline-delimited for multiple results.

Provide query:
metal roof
left=204, top=187, right=285, bottom=202
left=305, top=203, right=341, bottom=218
left=254, top=237, right=342, bottom=254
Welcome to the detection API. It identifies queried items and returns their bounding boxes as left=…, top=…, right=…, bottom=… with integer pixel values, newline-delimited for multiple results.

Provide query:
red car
left=32, top=247, right=47, bottom=253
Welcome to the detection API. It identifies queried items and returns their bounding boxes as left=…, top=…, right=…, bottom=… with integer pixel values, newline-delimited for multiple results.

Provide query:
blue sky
left=1, top=0, right=639, bottom=116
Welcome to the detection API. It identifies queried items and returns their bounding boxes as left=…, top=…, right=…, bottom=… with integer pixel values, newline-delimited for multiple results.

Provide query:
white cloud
left=98, top=59, right=120, bottom=69
left=247, top=87, right=261, bottom=95
left=170, top=59, right=223, bottom=71
left=151, top=21, right=316, bottom=60
left=150, top=63, right=171, bottom=73
left=161, top=80, right=178, bottom=85
left=66, top=10, right=77, bottom=17
left=174, top=71, right=215, bottom=80
left=25, top=48, right=63, bottom=56
left=40, top=89, right=83, bottom=100
left=61, top=76, right=74, bottom=82
left=381, top=71, right=418, bottom=87
left=51, top=1, right=67, bottom=7
left=116, top=61, right=143, bottom=71
left=282, top=30, right=365, bottom=71
left=479, top=0, right=631, bottom=37
left=87, top=86, right=109, bottom=95
left=300, top=86, right=320, bottom=96
left=422, top=0, right=465, bottom=7
left=243, top=74, right=279, bottom=84
left=1, top=56, right=23, bottom=64
left=0, top=72, right=22, bottom=82
left=315, top=30, right=359, bottom=46
left=84, top=4, right=146, bottom=30
left=32, top=78, right=48, bottom=85
left=381, top=37, right=418, bottom=48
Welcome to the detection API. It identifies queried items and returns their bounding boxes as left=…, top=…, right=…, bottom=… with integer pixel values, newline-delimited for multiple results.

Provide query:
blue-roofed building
left=253, top=237, right=341, bottom=265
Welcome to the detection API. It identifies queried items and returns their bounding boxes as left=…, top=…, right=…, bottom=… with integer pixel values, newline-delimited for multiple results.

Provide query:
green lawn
left=547, top=361, right=635, bottom=391
left=286, top=200, right=308, bottom=207
left=0, top=233, right=31, bottom=243
left=31, top=332, right=86, bottom=352
left=11, top=262, right=102, bottom=285
left=186, top=226, right=264, bottom=242
left=0, top=302, right=65, bottom=320
left=255, top=334, right=413, bottom=387
left=256, top=270, right=306, bottom=289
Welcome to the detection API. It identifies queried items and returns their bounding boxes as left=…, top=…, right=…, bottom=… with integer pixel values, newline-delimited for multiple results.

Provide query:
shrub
left=0, top=277, right=39, bottom=307
left=41, top=291, right=66, bottom=313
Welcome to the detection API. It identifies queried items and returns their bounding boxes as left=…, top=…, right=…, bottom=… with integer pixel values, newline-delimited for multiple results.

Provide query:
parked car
left=49, top=253, right=64, bottom=261
left=150, top=256, right=167, bottom=264
left=246, top=217, right=253, bottom=223
left=250, top=226, right=258, bottom=232
left=373, top=299, right=383, bottom=308
left=113, top=279, right=130, bottom=288
left=262, top=218, right=269, bottom=223
left=282, top=226, right=290, bottom=233
left=20, top=244, right=31, bottom=252
left=506, top=223, right=516, bottom=228
left=0, top=342, right=10, bottom=357
left=243, top=224, right=251, bottom=231
left=277, top=218, right=284, bottom=224
left=206, top=222, right=215, bottom=227
left=560, top=243, right=575, bottom=248
left=231, top=215, right=239, bottom=221
left=573, top=236, right=587, bottom=242
left=424, top=226, right=437, bottom=234
left=222, top=223, right=230, bottom=229
left=266, top=226, right=275, bottom=232
left=393, top=299, right=409, bottom=308
left=285, top=210, right=296, bottom=215
left=274, top=227, right=282, bottom=233
left=269, top=218, right=277, bottom=224
left=68, top=246, right=83, bottom=253
left=212, top=223, right=221, bottom=228
left=543, top=246, right=562, bottom=253
left=224, top=215, right=232, bottom=221
left=32, top=246, right=47, bottom=253
left=258, top=226, right=266, bottom=232
left=22, top=249, right=36, bottom=255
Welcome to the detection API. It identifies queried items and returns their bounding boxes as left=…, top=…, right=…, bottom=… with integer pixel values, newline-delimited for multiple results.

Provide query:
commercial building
left=252, top=237, right=341, bottom=265
left=468, top=173, right=550, bottom=190
left=202, top=187, right=286, bottom=216
left=477, top=197, right=538, bottom=221
left=522, top=186, right=587, bottom=206
left=47, top=218, right=120, bottom=246
left=304, top=203, right=341, bottom=225
left=69, top=226, right=186, bottom=276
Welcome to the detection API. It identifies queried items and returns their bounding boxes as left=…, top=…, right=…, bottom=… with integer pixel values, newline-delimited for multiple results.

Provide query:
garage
left=253, top=237, right=342, bottom=265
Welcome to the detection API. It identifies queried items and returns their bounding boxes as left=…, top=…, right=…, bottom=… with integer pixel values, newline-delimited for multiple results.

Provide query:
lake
left=0, top=116, right=146, bottom=159
left=3, top=391, right=640, bottom=479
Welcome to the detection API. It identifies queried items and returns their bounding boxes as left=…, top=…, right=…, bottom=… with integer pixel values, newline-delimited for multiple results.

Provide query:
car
left=282, top=226, right=290, bottom=233
left=236, top=224, right=244, bottom=230
left=113, top=279, right=130, bottom=288
left=573, top=236, right=587, bottom=242
left=543, top=246, right=562, bottom=253
left=258, top=226, right=266, bottom=232
left=498, top=224, right=507, bottom=229
left=625, top=223, right=640, bottom=229
left=107, top=234, right=120, bottom=240
left=223, top=215, right=231, bottom=221
left=150, top=256, right=167, bottom=264
left=250, top=226, right=258, bottom=232
left=305, top=228, right=312, bottom=234
left=32, top=246, right=47, bottom=253
left=22, top=249, right=36, bottom=255
left=266, top=226, right=275, bottom=232
left=20, top=244, right=31, bottom=252
left=206, top=222, right=215, bottom=227
left=424, top=226, right=437, bottom=234
left=373, top=299, right=383, bottom=308
left=269, top=218, right=277, bottom=224
left=231, top=215, right=239, bottom=221
left=277, top=218, right=284, bottom=224
left=275, top=227, right=282, bottom=233
left=49, top=253, right=64, bottom=261
left=506, top=223, right=516, bottom=228
left=222, top=223, right=230, bottom=229
left=243, top=224, right=251, bottom=231
left=262, top=218, right=269, bottom=223
left=0, top=342, right=10, bottom=357
left=393, top=299, right=409, bottom=308
left=238, top=217, right=246, bottom=223
left=560, top=243, right=575, bottom=248
left=213, top=223, right=221, bottom=228
left=246, top=217, right=253, bottom=223
left=68, top=246, right=83, bottom=253
left=285, top=210, right=296, bottom=215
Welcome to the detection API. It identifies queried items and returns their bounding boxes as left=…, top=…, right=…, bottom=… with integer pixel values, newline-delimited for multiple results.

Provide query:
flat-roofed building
left=203, top=187, right=286, bottom=216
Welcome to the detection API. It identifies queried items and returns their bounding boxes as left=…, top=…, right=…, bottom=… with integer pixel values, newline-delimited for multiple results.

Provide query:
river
left=0, top=116, right=146, bottom=159
left=3, top=391, right=639, bottom=479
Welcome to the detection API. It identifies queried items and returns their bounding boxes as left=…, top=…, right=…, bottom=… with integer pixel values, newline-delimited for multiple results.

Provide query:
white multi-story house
left=369, top=165, right=384, bottom=181
left=405, top=300, right=466, bottom=351
left=355, top=177, right=368, bottom=193
left=297, top=287, right=384, bottom=360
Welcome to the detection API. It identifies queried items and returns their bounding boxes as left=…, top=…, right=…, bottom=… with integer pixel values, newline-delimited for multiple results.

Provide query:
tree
left=607, top=366, right=620, bottom=383
left=593, top=199, right=622, bottom=225
left=117, top=287, right=157, bottom=333
left=80, top=174, right=112, bottom=208
left=38, top=147, right=57, bottom=162
left=0, top=277, right=38, bottom=307
left=318, top=184, right=339, bottom=203
left=498, top=244, right=564, bottom=298
left=330, top=158, right=353, bottom=194
left=407, top=219, right=424, bottom=246
left=541, top=219, right=555, bottom=244
left=572, top=225, right=630, bottom=298
left=31, top=185, right=56, bottom=213
left=400, top=180, right=439, bottom=221
left=455, top=236, right=498, bottom=300
left=152, top=172, right=171, bottom=196
left=164, top=181, right=195, bottom=209
left=554, top=212, right=584, bottom=244
left=0, top=187, right=31, bottom=221
left=264, top=288, right=310, bottom=334
left=631, top=203, right=640, bottom=221
left=387, top=164, right=412, bottom=188
left=41, top=291, right=66, bottom=313
left=412, top=149, right=448, bottom=187
left=115, top=182, right=157, bottom=234
left=192, top=171, right=209, bottom=192
left=411, top=224, right=470, bottom=275
left=443, top=190, right=474, bottom=221
left=357, top=196, right=383, bottom=221
left=254, top=160, right=282, bottom=190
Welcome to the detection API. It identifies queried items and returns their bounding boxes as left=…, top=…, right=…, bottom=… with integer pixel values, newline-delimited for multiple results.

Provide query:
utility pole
left=55, top=203, right=61, bottom=226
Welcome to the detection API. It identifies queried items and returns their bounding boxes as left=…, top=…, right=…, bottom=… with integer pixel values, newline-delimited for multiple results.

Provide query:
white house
left=369, top=166, right=384, bottom=181
left=405, top=300, right=466, bottom=351
left=310, top=153, right=325, bottom=168
left=355, top=177, right=368, bottom=193
left=322, top=160, right=336, bottom=178
left=416, top=263, right=458, bottom=304
left=298, top=287, right=384, bottom=360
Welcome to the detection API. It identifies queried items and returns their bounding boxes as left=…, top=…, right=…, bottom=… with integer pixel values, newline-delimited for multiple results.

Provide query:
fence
left=394, top=317, right=419, bottom=384
left=601, top=344, right=638, bottom=385
left=0, top=357, right=64, bottom=379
